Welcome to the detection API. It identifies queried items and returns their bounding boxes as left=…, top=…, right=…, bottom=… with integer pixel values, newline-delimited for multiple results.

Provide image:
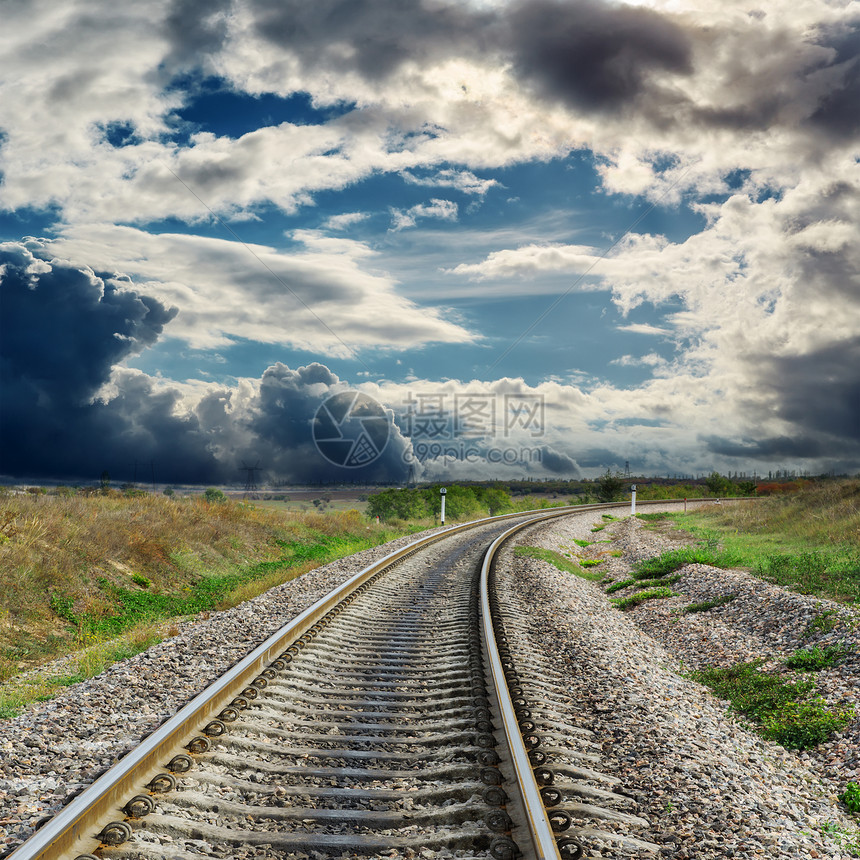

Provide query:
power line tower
left=240, top=461, right=262, bottom=496
left=624, top=460, right=631, bottom=478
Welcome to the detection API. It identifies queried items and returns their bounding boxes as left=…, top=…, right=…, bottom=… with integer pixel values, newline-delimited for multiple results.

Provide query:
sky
left=1, top=0, right=858, bottom=486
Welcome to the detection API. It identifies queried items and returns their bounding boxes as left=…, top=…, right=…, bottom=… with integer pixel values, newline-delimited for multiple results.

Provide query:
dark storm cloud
left=248, top=362, right=412, bottom=483
left=235, top=0, right=859, bottom=146
left=0, top=242, right=216, bottom=483
left=0, top=241, right=176, bottom=407
left=163, top=0, right=232, bottom=67
left=247, top=0, right=493, bottom=80
left=539, top=446, right=582, bottom=475
left=701, top=336, right=860, bottom=472
left=757, top=337, right=860, bottom=445
left=0, top=242, right=413, bottom=485
left=703, top=435, right=826, bottom=460
left=687, top=15, right=860, bottom=143
left=806, top=20, right=860, bottom=140
left=245, top=0, right=691, bottom=112
left=505, top=0, right=692, bottom=113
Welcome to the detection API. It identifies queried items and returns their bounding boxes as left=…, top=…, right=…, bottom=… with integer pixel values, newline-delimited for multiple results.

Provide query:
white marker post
left=631, top=484, right=637, bottom=516
left=440, top=487, right=447, bottom=525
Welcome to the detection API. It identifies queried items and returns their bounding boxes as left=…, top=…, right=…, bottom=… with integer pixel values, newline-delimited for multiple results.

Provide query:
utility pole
left=240, top=461, right=262, bottom=496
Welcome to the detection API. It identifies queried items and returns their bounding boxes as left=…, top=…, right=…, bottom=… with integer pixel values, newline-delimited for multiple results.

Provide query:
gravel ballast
left=510, top=507, right=859, bottom=858
left=2, top=504, right=859, bottom=859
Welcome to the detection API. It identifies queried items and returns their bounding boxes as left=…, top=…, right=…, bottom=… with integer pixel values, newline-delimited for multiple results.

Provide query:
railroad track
left=7, top=503, right=672, bottom=860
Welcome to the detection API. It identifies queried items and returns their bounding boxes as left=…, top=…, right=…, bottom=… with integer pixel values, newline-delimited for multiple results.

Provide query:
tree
left=204, top=487, right=226, bottom=503
left=595, top=469, right=626, bottom=503
left=705, top=471, right=731, bottom=496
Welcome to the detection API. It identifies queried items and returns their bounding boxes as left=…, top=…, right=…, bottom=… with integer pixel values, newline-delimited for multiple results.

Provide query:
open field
left=0, top=490, right=413, bottom=709
left=641, top=479, right=860, bottom=605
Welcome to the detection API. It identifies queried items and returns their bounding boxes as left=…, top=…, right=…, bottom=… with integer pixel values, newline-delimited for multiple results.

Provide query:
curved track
left=8, top=502, right=681, bottom=860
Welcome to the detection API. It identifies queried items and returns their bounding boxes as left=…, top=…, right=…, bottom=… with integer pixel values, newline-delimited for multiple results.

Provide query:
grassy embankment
left=602, top=481, right=860, bottom=759
left=651, top=479, right=860, bottom=605
left=0, top=491, right=413, bottom=718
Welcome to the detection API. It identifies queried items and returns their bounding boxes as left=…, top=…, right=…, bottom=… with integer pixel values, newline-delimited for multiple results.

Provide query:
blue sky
left=1, top=0, right=858, bottom=485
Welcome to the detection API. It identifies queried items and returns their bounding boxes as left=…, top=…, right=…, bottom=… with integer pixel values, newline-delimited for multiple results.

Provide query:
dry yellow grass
left=0, top=490, right=399, bottom=685
left=689, top=479, right=860, bottom=548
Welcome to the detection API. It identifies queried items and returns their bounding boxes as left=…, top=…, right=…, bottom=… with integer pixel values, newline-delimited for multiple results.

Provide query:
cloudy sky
left=1, top=0, right=858, bottom=485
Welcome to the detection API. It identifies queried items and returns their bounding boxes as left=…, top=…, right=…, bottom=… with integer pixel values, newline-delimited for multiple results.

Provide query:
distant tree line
left=367, top=485, right=515, bottom=523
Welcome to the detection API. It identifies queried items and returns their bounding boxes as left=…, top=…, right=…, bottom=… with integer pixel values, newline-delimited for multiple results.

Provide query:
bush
left=204, top=487, right=227, bottom=503
left=595, top=470, right=626, bottom=503
left=761, top=698, right=855, bottom=750
left=689, top=660, right=853, bottom=750
left=840, top=781, right=860, bottom=813
left=785, top=643, right=850, bottom=671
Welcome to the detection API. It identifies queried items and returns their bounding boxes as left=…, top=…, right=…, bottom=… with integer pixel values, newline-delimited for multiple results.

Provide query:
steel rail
left=479, top=510, right=580, bottom=860
left=8, top=498, right=711, bottom=860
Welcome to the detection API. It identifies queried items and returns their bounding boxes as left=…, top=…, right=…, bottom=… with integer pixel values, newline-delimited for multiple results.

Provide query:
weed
left=762, top=698, right=855, bottom=749
left=579, top=559, right=602, bottom=568
left=515, top=546, right=604, bottom=581
left=591, top=525, right=606, bottom=533
left=606, top=578, right=636, bottom=594
left=689, top=660, right=853, bottom=749
left=130, top=572, right=150, bottom=588
left=804, top=609, right=841, bottom=637
left=609, top=550, right=623, bottom=557
left=607, top=575, right=682, bottom=595
left=841, top=782, right=860, bottom=814
left=681, top=594, right=737, bottom=614
left=49, top=593, right=77, bottom=626
left=601, top=514, right=618, bottom=521
left=690, top=660, right=813, bottom=720
left=785, top=643, right=851, bottom=671
left=630, top=546, right=740, bottom=581
left=821, top=821, right=860, bottom=857
left=611, top=587, right=675, bottom=610
left=572, top=539, right=591, bottom=547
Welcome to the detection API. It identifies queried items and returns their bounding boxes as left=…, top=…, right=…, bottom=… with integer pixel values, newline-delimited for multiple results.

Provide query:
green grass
left=635, top=512, right=672, bottom=521
left=785, top=643, right=851, bottom=671
left=611, top=587, right=675, bottom=610
left=605, top=577, right=636, bottom=594
left=681, top=594, right=737, bottom=614
left=51, top=533, right=389, bottom=642
left=805, top=609, right=843, bottom=637
left=591, top=524, right=606, bottom=533
left=515, top=546, right=604, bottom=581
left=661, top=482, right=860, bottom=604
left=572, top=539, right=591, bottom=547
left=630, top=545, right=742, bottom=580
left=606, top=575, right=682, bottom=595
left=689, top=659, right=854, bottom=750
left=841, top=782, right=860, bottom=814
left=0, top=626, right=164, bottom=720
